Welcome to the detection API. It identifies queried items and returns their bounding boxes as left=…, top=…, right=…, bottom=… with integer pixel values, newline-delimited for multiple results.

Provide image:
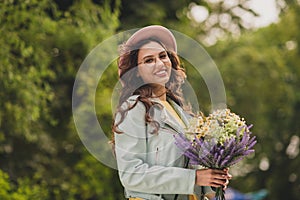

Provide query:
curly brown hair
left=112, top=37, right=187, bottom=137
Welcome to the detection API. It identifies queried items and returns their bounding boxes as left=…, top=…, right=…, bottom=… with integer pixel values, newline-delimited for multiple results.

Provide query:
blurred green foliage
left=207, top=6, right=300, bottom=200
left=1, top=0, right=123, bottom=199
left=0, top=0, right=299, bottom=200
left=0, top=169, right=49, bottom=200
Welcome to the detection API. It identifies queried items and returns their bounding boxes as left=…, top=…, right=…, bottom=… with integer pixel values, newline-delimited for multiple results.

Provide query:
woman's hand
left=195, top=168, right=232, bottom=189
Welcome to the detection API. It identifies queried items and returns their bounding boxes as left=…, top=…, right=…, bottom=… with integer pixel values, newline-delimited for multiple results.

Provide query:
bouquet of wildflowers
left=174, top=109, right=257, bottom=200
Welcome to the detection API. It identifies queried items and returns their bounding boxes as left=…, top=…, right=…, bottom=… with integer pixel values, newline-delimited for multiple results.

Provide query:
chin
left=157, top=79, right=170, bottom=86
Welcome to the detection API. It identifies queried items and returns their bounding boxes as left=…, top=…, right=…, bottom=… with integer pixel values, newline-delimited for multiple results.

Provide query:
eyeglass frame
left=137, top=50, right=172, bottom=67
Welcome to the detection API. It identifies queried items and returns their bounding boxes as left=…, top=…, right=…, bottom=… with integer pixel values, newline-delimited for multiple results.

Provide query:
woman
left=112, top=25, right=231, bottom=200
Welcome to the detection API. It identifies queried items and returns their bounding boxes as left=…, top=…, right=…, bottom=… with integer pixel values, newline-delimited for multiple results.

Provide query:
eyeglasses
left=137, top=52, right=171, bottom=67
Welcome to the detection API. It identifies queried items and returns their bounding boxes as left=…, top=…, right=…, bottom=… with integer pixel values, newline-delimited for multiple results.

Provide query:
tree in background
left=209, top=5, right=300, bottom=199
left=189, top=3, right=300, bottom=200
left=0, top=0, right=122, bottom=199
left=119, top=0, right=264, bottom=45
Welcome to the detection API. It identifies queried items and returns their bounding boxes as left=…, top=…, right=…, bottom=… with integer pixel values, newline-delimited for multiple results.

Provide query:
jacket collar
left=150, top=97, right=191, bottom=133
left=127, top=95, right=192, bottom=133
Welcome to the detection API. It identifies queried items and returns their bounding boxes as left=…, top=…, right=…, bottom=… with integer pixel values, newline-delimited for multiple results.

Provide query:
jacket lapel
left=151, top=98, right=192, bottom=133
left=169, top=100, right=192, bottom=127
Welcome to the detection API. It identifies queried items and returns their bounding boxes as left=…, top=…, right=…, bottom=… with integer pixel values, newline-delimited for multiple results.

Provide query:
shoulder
left=116, top=95, right=146, bottom=123
left=122, top=95, right=145, bottom=112
left=116, top=95, right=147, bottom=134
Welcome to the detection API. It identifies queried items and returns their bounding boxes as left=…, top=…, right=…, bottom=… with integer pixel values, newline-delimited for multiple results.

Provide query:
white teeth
left=155, top=70, right=166, bottom=75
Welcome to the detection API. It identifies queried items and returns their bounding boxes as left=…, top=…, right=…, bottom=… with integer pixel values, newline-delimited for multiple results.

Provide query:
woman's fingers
left=212, top=169, right=231, bottom=179
left=212, top=176, right=227, bottom=186
left=195, top=169, right=232, bottom=188
left=222, top=168, right=232, bottom=179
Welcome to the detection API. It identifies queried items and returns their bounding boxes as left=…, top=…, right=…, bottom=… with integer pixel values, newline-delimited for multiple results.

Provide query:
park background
left=0, top=0, right=299, bottom=199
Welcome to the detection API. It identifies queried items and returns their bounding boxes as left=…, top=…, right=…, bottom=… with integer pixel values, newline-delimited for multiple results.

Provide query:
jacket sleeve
left=114, top=100, right=196, bottom=195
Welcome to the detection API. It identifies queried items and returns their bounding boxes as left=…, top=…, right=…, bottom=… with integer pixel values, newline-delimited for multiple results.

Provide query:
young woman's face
left=137, top=41, right=172, bottom=86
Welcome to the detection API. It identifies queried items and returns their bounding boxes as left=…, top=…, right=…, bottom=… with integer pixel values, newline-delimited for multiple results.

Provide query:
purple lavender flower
left=174, top=109, right=257, bottom=200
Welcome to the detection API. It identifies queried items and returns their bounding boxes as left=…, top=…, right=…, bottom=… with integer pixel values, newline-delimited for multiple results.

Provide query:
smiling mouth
left=154, top=69, right=168, bottom=77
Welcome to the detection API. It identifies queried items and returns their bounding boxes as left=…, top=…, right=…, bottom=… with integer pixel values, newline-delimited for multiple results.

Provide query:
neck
left=151, top=84, right=167, bottom=101
left=158, top=94, right=167, bottom=101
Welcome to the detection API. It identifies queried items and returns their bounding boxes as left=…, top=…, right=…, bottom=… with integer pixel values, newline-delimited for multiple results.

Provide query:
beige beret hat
left=125, top=25, right=177, bottom=52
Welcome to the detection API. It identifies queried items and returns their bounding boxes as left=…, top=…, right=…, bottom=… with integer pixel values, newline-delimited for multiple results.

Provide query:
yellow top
left=160, top=100, right=185, bottom=128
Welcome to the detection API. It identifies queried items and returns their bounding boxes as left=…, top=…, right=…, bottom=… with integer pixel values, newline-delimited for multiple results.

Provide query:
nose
left=155, top=57, right=165, bottom=67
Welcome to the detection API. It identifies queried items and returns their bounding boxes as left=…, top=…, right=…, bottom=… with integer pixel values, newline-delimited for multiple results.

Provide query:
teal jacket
left=114, top=95, right=214, bottom=200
